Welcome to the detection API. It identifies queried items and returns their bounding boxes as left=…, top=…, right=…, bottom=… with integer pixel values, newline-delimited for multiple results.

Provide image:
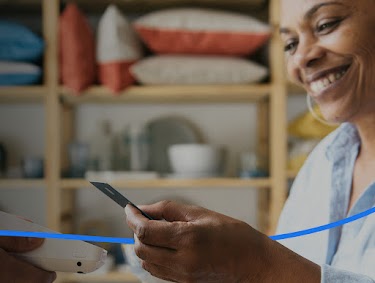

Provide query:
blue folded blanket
left=0, top=20, right=44, bottom=62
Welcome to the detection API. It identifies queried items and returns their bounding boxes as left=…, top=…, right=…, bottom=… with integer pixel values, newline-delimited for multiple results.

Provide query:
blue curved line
left=270, top=206, right=375, bottom=241
left=0, top=231, right=135, bottom=244
left=1, top=206, right=375, bottom=243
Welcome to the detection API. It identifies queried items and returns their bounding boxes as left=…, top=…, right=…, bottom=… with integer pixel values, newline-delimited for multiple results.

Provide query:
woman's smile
left=306, top=63, right=351, bottom=98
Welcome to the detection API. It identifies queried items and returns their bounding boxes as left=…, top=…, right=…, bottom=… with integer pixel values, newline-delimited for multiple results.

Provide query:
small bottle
left=124, top=124, right=150, bottom=171
left=89, top=120, right=114, bottom=171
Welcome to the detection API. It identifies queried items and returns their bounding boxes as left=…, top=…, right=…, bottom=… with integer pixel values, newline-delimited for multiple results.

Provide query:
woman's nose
left=293, top=39, right=325, bottom=69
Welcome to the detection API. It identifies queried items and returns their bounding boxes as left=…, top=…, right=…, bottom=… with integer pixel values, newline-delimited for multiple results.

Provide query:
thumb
left=0, top=237, right=44, bottom=253
left=139, top=200, right=199, bottom=222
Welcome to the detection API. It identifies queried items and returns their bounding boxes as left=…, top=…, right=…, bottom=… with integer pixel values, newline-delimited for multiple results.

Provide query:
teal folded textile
left=0, top=20, right=44, bottom=62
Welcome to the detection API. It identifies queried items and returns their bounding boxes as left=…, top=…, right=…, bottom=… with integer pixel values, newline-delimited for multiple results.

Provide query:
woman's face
left=280, top=0, right=375, bottom=123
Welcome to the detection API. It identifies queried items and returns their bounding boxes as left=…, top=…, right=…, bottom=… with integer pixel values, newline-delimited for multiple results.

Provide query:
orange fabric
left=135, top=26, right=270, bottom=56
left=59, top=4, right=96, bottom=94
left=98, top=61, right=136, bottom=94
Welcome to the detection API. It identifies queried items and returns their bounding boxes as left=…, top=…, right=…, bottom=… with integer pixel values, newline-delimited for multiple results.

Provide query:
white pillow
left=96, top=5, right=143, bottom=92
left=130, top=55, right=268, bottom=85
left=97, top=4, right=142, bottom=63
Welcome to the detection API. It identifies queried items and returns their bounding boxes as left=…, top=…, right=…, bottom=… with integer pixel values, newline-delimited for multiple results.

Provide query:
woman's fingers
left=138, top=200, right=200, bottom=222
left=125, top=205, right=187, bottom=249
left=133, top=235, right=177, bottom=267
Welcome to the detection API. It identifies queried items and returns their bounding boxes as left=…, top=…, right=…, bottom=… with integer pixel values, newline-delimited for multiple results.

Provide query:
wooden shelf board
left=60, top=84, right=271, bottom=104
left=0, top=86, right=46, bottom=103
left=62, top=271, right=140, bottom=283
left=61, top=178, right=272, bottom=189
left=0, top=179, right=45, bottom=189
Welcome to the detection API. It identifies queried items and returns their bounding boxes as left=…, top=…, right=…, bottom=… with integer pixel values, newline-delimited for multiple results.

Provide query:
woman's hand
left=125, top=201, right=320, bottom=283
left=0, top=237, right=56, bottom=282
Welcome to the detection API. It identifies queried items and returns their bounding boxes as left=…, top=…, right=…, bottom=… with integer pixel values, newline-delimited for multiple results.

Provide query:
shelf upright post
left=60, top=102, right=76, bottom=234
left=268, top=0, right=288, bottom=233
left=43, top=0, right=61, bottom=230
left=257, top=97, right=270, bottom=234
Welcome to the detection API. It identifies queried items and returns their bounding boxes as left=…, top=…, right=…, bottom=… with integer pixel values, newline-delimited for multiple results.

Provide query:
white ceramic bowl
left=168, top=144, right=221, bottom=176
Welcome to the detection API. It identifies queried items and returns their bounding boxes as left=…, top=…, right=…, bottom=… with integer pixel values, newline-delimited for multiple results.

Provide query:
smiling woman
left=281, top=0, right=375, bottom=124
left=124, top=1, right=375, bottom=282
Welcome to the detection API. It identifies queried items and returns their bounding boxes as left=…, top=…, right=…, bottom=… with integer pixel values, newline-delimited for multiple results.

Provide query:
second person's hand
left=0, top=236, right=57, bottom=283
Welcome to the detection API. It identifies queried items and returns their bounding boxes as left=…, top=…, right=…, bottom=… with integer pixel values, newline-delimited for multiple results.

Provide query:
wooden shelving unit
left=0, top=0, right=291, bottom=281
left=60, top=84, right=271, bottom=104
left=0, top=179, right=46, bottom=189
left=63, top=271, right=140, bottom=283
left=0, top=86, right=46, bottom=103
left=60, top=178, right=272, bottom=190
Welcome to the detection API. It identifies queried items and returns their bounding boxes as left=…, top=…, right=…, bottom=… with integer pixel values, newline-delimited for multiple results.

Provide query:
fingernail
left=125, top=205, right=130, bottom=215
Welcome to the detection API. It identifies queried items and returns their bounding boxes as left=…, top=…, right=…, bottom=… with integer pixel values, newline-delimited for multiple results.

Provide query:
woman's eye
left=317, top=19, right=340, bottom=33
left=284, top=41, right=298, bottom=53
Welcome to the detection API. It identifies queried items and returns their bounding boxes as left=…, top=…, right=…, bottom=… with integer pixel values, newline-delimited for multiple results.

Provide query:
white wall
left=0, top=95, right=307, bottom=236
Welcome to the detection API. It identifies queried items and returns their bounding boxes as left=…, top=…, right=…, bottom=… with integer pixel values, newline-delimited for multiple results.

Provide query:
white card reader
left=0, top=211, right=107, bottom=273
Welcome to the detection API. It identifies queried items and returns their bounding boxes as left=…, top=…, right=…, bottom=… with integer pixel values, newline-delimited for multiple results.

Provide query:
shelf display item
left=0, top=20, right=44, bottom=62
left=130, top=55, right=268, bottom=85
left=89, top=120, right=114, bottom=171
left=147, top=116, right=203, bottom=174
left=21, top=156, right=43, bottom=178
left=97, top=5, right=143, bottom=93
left=123, top=124, right=150, bottom=171
left=59, top=3, right=96, bottom=93
left=134, top=8, right=270, bottom=56
left=0, top=61, right=42, bottom=85
left=168, top=144, right=222, bottom=179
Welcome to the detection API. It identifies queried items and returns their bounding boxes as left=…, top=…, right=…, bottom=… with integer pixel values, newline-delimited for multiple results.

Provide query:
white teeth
left=318, top=80, right=324, bottom=90
left=309, top=68, right=347, bottom=93
left=328, top=74, right=336, bottom=83
left=311, top=82, right=319, bottom=93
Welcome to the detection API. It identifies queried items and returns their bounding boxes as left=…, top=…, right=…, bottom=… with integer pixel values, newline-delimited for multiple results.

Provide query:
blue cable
left=1, top=206, right=375, bottom=243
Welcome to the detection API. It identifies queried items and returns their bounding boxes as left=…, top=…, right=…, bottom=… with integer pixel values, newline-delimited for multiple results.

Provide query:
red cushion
left=134, top=8, right=270, bottom=56
left=135, top=26, right=270, bottom=56
left=59, top=3, right=96, bottom=94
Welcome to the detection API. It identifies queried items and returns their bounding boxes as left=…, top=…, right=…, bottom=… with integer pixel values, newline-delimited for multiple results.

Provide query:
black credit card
left=90, top=181, right=154, bottom=220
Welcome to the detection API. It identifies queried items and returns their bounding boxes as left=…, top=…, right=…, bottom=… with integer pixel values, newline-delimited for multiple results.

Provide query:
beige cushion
left=130, top=55, right=268, bottom=85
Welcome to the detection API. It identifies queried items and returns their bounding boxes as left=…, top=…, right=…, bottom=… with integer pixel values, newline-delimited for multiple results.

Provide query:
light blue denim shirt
left=276, top=123, right=375, bottom=282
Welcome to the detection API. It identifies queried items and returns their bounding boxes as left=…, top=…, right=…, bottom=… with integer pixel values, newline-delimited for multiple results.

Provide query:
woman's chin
left=319, top=106, right=347, bottom=125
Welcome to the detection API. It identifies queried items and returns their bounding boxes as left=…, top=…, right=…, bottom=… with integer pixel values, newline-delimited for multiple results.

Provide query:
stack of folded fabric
left=0, top=20, right=44, bottom=86
left=130, top=8, right=271, bottom=86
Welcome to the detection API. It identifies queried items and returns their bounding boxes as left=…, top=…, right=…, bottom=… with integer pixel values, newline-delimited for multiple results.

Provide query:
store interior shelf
left=0, top=86, right=46, bottom=103
left=2, top=0, right=266, bottom=13
left=60, top=178, right=272, bottom=189
left=60, top=84, right=271, bottom=104
left=62, top=271, right=140, bottom=283
left=0, top=178, right=45, bottom=189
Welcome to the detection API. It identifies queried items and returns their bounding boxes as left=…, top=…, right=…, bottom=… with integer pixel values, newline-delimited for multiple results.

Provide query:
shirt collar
left=326, top=123, right=360, bottom=162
